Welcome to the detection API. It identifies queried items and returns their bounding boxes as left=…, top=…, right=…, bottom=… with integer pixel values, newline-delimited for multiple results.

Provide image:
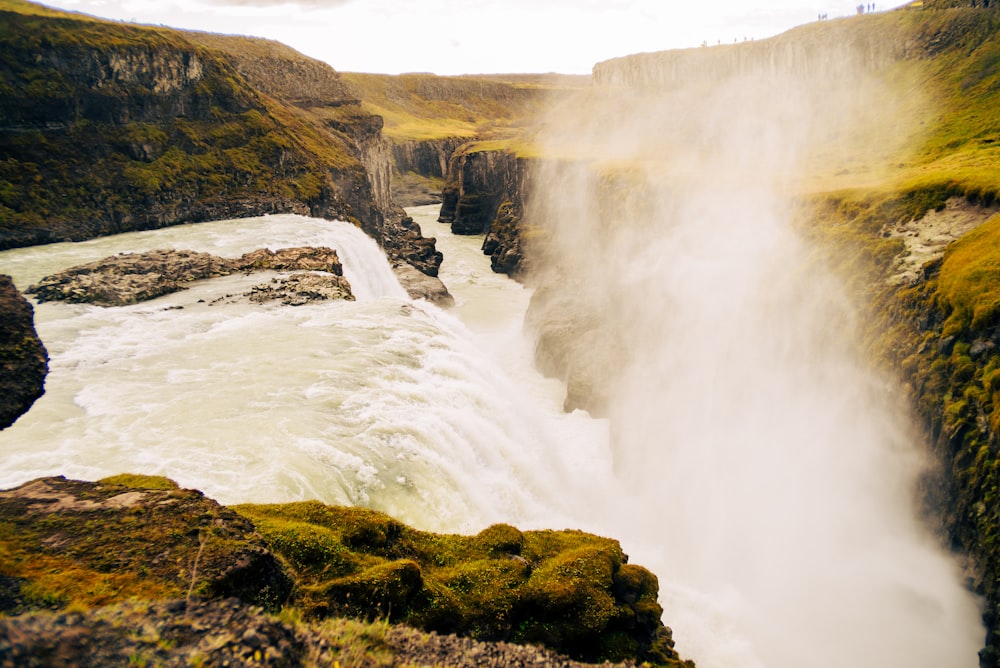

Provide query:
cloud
left=198, top=0, right=353, bottom=7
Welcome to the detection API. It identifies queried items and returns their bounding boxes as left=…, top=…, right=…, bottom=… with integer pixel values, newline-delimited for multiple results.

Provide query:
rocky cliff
left=592, top=16, right=913, bottom=90
left=437, top=146, right=533, bottom=275
left=390, top=137, right=465, bottom=205
left=0, top=276, right=47, bottom=430
left=339, top=72, right=568, bottom=210
left=0, top=1, right=444, bottom=293
left=810, top=193, right=1000, bottom=668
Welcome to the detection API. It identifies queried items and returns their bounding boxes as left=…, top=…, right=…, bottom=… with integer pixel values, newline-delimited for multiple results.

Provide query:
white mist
left=527, top=47, right=984, bottom=667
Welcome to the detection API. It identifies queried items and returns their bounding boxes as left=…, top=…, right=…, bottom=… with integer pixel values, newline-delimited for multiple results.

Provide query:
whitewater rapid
left=0, top=208, right=611, bottom=534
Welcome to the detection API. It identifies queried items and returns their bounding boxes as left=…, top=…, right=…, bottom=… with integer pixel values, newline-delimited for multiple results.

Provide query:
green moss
left=937, top=214, right=1000, bottom=333
left=340, top=72, right=549, bottom=143
left=0, top=477, right=290, bottom=614
left=97, top=474, right=179, bottom=490
left=233, top=502, right=683, bottom=666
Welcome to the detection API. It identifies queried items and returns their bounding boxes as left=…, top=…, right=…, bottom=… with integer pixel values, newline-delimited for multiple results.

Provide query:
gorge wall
left=437, top=146, right=533, bottom=275
left=0, top=2, right=443, bottom=285
left=591, top=14, right=913, bottom=89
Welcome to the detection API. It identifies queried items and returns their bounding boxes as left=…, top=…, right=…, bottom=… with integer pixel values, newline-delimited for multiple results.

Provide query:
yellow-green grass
left=938, top=213, right=1000, bottom=335
left=341, top=72, right=550, bottom=142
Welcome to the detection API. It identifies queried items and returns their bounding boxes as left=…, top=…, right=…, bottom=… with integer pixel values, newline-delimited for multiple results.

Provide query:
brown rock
left=246, top=273, right=354, bottom=305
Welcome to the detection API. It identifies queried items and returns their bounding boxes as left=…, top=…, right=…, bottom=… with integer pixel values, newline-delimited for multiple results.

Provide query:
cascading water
left=0, top=212, right=611, bottom=535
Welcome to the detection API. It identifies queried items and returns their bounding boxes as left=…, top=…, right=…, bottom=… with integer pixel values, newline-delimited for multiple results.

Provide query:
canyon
left=4, top=0, right=1000, bottom=666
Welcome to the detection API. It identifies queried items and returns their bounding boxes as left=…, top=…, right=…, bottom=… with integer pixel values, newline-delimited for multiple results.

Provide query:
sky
left=40, top=0, right=910, bottom=75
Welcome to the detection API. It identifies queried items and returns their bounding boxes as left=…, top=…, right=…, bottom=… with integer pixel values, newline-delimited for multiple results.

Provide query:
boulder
left=0, top=475, right=292, bottom=614
left=247, top=273, right=354, bottom=305
left=29, top=249, right=238, bottom=306
left=393, top=264, right=455, bottom=307
left=0, top=276, right=48, bottom=429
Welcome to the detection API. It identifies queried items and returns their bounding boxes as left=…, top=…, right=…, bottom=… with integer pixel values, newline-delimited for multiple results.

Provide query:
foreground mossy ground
left=0, top=475, right=689, bottom=667
left=234, top=502, right=684, bottom=665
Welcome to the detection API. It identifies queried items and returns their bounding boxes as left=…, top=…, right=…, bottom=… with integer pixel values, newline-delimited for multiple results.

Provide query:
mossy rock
left=233, top=502, right=690, bottom=666
left=96, top=474, right=180, bottom=490
left=304, top=559, right=424, bottom=620
left=0, top=476, right=292, bottom=614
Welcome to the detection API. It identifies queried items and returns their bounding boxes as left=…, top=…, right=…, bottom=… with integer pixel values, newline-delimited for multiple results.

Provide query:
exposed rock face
left=886, top=196, right=1000, bottom=284
left=29, top=247, right=352, bottom=307
left=592, top=14, right=912, bottom=90
left=184, top=32, right=359, bottom=109
left=525, top=282, right=619, bottom=417
left=0, top=475, right=292, bottom=614
left=0, top=276, right=47, bottom=430
left=393, top=138, right=466, bottom=182
left=439, top=149, right=525, bottom=235
left=384, top=216, right=444, bottom=277
left=437, top=147, right=532, bottom=276
left=482, top=200, right=527, bottom=276
left=391, top=137, right=467, bottom=206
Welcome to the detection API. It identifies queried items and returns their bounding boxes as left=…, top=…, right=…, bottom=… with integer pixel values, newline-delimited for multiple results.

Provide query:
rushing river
left=0, top=206, right=611, bottom=534
left=0, top=204, right=985, bottom=667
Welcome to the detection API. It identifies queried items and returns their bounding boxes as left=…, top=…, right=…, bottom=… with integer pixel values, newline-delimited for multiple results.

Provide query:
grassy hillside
left=0, top=0, right=387, bottom=249
left=340, top=72, right=556, bottom=142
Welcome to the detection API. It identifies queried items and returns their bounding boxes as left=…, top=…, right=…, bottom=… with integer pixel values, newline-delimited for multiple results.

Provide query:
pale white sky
left=40, top=0, right=908, bottom=75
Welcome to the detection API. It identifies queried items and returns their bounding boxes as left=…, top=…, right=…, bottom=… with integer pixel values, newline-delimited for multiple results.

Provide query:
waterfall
left=0, top=212, right=610, bottom=536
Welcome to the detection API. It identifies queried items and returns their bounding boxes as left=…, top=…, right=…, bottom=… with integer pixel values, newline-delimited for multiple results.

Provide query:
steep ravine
left=438, top=146, right=533, bottom=276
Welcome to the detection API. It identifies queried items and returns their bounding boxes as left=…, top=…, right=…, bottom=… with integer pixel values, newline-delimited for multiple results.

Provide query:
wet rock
left=236, top=247, right=344, bottom=275
left=0, top=276, right=48, bottom=430
left=393, top=264, right=455, bottom=306
left=29, top=247, right=352, bottom=307
left=29, top=249, right=238, bottom=306
left=247, top=273, right=354, bottom=305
